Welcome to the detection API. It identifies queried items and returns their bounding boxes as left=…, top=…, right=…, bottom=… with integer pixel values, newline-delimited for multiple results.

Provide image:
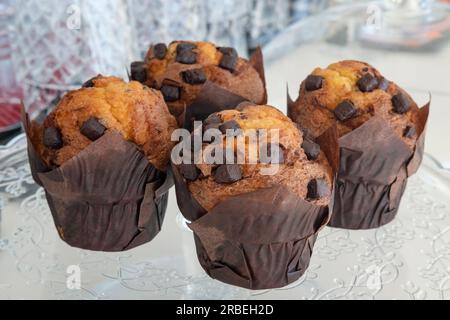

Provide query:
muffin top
left=177, top=104, right=333, bottom=211
left=132, top=41, right=266, bottom=118
left=31, top=76, right=177, bottom=171
left=289, top=60, right=420, bottom=148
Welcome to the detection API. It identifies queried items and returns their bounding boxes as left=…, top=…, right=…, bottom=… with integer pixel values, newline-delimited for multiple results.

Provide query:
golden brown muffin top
left=177, top=104, right=333, bottom=211
left=137, top=41, right=266, bottom=117
left=290, top=60, right=420, bottom=148
left=31, top=76, right=177, bottom=171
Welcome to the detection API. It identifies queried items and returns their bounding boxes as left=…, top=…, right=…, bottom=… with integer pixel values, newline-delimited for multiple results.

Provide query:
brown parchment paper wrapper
left=178, top=47, right=267, bottom=130
left=171, top=125, right=339, bottom=290
left=288, top=92, right=430, bottom=230
left=21, top=107, right=173, bottom=251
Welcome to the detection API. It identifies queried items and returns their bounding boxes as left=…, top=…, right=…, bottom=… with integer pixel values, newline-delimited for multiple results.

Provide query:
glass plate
left=0, top=134, right=449, bottom=300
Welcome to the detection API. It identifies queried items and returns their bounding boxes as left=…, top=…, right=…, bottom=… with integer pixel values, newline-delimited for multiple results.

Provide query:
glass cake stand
left=0, top=134, right=450, bottom=300
left=1, top=0, right=450, bottom=300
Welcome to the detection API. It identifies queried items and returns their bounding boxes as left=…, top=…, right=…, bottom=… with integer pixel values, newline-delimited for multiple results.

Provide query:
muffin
left=23, top=76, right=177, bottom=251
left=31, top=76, right=177, bottom=171
left=130, top=41, right=266, bottom=120
left=288, top=60, right=430, bottom=229
left=179, top=104, right=333, bottom=210
left=289, top=60, right=420, bottom=148
left=172, top=103, right=338, bottom=289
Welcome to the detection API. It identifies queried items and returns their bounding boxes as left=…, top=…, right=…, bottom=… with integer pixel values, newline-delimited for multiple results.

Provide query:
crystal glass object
left=11, top=0, right=138, bottom=116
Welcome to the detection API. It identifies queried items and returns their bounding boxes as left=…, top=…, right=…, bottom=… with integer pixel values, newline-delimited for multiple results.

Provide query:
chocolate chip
left=153, top=43, right=167, bottom=60
left=43, top=127, right=63, bottom=149
left=334, top=100, right=357, bottom=121
left=181, top=68, right=207, bottom=85
left=300, top=127, right=315, bottom=141
left=404, top=125, right=416, bottom=138
left=177, top=42, right=196, bottom=52
left=378, top=77, right=389, bottom=91
left=260, top=143, right=284, bottom=164
left=362, top=67, right=369, bottom=72
left=357, top=73, right=379, bottom=92
left=176, top=43, right=197, bottom=64
left=218, top=47, right=238, bottom=58
left=302, top=138, right=321, bottom=161
left=307, top=179, right=330, bottom=200
left=214, top=164, right=242, bottom=184
left=204, top=122, right=222, bottom=133
left=204, top=114, right=222, bottom=125
left=179, top=164, right=200, bottom=181
left=305, top=75, right=324, bottom=91
left=80, top=117, right=106, bottom=141
left=219, top=54, right=238, bottom=72
left=219, top=120, right=241, bottom=136
left=130, top=61, right=147, bottom=83
left=82, top=75, right=100, bottom=88
left=392, top=93, right=411, bottom=114
left=161, top=85, right=180, bottom=102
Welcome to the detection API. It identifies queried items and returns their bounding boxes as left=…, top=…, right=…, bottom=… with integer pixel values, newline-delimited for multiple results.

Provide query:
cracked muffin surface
left=177, top=104, right=333, bottom=211
left=31, top=76, right=177, bottom=171
left=289, top=60, right=420, bottom=148
left=131, top=41, right=266, bottom=118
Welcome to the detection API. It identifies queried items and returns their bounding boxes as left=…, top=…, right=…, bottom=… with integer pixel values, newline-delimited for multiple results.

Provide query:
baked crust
left=144, top=41, right=266, bottom=117
left=185, top=104, right=333, bottom=211
left=289, top=60, right=420, bottom=148
left=31, top=76, right=177, bottom=171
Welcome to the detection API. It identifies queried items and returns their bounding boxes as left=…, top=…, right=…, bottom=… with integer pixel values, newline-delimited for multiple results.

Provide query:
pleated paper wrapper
left=172, top=125, right=339, bottom=290
left=21, top=107, right=172, bottom=251
left=288, top=93, right=430, bottom=230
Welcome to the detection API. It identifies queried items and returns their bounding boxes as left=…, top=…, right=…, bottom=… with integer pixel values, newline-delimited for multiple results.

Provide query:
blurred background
left=0, top=0, right=449, bottom=160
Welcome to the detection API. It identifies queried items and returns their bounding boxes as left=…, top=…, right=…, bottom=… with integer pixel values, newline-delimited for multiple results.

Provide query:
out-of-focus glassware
left=204, top=0, right=251, bottom=55
left=129, top=0, right=208, bottom=58
left=0, top=0, right=21, bottom=138
left=11, top=0, right=138, bottom=116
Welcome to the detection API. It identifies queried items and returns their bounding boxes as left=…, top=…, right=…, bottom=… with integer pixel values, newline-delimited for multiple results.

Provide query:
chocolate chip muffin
left=289, top=60, right=420, bottom=148
left=131, top=41, right=266, bottom=118
left=31, top=76, right=177, bottom=171
left=176, top=104, right=333, bottom=211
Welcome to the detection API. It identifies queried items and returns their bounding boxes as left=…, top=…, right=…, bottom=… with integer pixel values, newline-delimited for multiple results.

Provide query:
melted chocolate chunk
left=300, top=127, right=315, bottom=141
left=334, top=100, right=357, bottom=121
left=82, top=75, right=101, bottom=88
left=161, top=85, right=180, bottom=102
left=305, top=75, right=324, bottom=91
left=179, top=164, right=200, bottom=181
left=181, top=68, right=207, bottom=85
left=392, top=93, right=411, bottom=114
left=130, top=61, right=147, bottom=83
left=219, top=120, right=241, bottom=136
left=204, top=114, right=222, bottom=125
left=218, top=47, right=238, bottom=58
left=153, top=43, right=167, bottom=60
left=43, top=127, right=63, bottom=149
left=214, top=164, right=242, bottom=184
left=302, top=138, right=321, bottom=161
left=378, top=77, right=390, bottom=91
left=219, top=54, right=238, bottom=72
left=404, top=125, right=416, bottom=138
left=176, top=43, right=197, bottom=64
left=307, top=179, right=330, bottom=200
left=357, top=73, right=379, bottom=92
left=80, top=117, right=106, bottom=141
